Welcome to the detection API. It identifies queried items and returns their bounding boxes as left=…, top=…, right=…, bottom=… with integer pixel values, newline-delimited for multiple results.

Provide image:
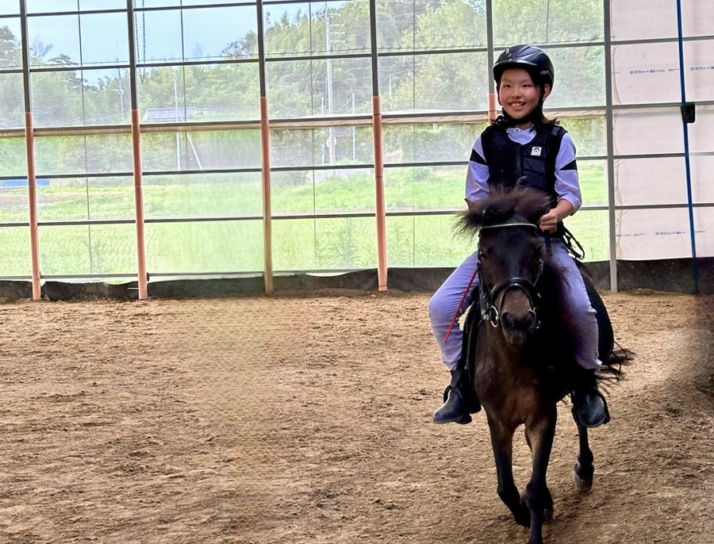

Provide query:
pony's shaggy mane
left=459, top=187, right=553, bottom=235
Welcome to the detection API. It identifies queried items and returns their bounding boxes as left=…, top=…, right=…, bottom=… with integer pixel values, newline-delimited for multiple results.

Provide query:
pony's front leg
left=487, top=415, right=530, bottom=527
left=524, top=408, right=557, bottom=544
left=572, top=407, right=594, bottom=492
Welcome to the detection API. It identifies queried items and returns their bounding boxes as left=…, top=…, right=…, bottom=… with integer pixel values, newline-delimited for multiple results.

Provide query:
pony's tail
left=596, top=341, right=634, bottom=391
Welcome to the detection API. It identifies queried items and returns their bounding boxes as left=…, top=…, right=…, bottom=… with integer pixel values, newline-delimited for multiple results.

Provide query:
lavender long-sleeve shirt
left=465, top=125, right=582, bottom=211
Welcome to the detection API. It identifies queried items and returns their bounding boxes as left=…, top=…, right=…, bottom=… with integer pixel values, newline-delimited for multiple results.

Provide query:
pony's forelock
left=458, top=187, right=552, bottom=235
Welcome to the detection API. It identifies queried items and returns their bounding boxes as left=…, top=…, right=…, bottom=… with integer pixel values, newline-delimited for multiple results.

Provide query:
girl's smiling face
left=498, top=67, right=551, bottom=129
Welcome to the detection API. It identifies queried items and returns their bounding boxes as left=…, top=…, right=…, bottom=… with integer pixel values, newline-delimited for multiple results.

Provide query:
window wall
left=265, top=0, right=374, bottom=271
left=0, top=4, right=29, bottom=278
left=0, top=1, right=712, bottom=288
left=24, top=1, right=136, bottom=278
left=610, top=0, right=714, bottom=266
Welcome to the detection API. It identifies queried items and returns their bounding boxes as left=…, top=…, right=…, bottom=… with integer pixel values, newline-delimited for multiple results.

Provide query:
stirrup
left=433, top=385, right=472, bottom=425
left=573, top=388, right=610, bottom=428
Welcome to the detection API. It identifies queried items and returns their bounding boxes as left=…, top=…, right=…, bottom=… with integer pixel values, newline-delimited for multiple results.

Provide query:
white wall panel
left=611, top=0, right=714, bottom=41
left=612, top=108, right=684, bottom=156
left=616, top=207, right=713, bottom=260
left=685, top=40, right=714, bottom=102
left=681, top=0, right=714, bottom=38
left=611, top=42, right=680, bottom=105
left=614, top=157, right=687, bottom=207
left=614, top=156, right=714, bottom=207
left=690, top=156, right=714, bottom=204
left=611, top=0, right=678, bottom=41
left=611, top=40, right=714, bottom=106
left=688, top=106, right=714, bottom=154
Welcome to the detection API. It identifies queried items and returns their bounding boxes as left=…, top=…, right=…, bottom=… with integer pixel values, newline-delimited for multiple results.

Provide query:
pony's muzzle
left=501, top=309, right=538, bottom=345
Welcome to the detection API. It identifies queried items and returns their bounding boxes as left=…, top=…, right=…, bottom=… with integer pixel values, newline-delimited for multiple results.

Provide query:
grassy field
left=0, top=163, right=611, bottom=277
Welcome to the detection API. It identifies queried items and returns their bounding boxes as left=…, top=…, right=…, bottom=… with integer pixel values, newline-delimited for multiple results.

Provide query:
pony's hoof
left=573, top=471, right=593, bottom=492
left=514, top=503, right=531, bottom=528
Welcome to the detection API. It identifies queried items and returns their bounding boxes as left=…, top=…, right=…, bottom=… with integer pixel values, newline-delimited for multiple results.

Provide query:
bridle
left=478, top=222, right=545, bottom=329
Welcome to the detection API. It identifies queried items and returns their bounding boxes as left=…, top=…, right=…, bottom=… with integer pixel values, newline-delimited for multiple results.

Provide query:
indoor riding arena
left=0, top=2, right=712, bottom=544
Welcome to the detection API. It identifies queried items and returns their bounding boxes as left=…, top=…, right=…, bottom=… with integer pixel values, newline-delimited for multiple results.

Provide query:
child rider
left=429, top=44, right=610, bottom=429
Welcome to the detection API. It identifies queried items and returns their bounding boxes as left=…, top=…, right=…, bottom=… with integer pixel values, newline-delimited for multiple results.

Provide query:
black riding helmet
left=493, top=44, right=554, bottom=90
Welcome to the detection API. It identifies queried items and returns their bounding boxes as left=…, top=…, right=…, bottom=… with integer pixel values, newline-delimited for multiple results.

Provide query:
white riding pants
left=428, top=239, right=601, bottom=371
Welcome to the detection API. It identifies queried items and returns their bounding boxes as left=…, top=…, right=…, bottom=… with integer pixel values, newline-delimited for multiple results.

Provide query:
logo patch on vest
left=531, top=146, right=542, bottom=157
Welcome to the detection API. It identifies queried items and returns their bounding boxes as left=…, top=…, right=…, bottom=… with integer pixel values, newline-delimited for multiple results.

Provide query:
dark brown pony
left=459, top=187, right=623, bottom=544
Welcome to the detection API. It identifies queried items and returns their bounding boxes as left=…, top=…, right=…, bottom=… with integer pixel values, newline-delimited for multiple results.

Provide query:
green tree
left=0, top=25, right=21, bottom=68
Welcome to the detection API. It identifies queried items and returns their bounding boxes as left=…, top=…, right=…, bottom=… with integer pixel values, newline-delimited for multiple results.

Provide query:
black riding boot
left=572, top=371, right=610, bottom=428
left=433, top=369, right=481, bottom=425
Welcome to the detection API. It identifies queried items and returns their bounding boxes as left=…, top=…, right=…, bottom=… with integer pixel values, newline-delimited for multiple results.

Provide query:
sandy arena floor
left=0, top=290, right=712, bottom=544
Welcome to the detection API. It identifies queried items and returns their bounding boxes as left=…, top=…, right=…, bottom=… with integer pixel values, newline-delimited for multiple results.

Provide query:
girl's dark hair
left=537, top=110, right=558, bottom=127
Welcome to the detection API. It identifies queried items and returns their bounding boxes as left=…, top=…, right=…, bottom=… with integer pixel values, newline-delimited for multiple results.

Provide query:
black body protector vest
left=478, top=123, right=568, bottom=203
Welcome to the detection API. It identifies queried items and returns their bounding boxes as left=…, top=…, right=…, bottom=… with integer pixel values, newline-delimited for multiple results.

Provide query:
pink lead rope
left=444, top=267, right=479, bottom=343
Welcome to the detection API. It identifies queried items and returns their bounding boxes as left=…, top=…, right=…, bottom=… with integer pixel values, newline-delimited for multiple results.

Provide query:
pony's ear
left=514, top=188, right=552, bottom=224
left=458, top=198, right=488, bottom=232
left=465, top=198, right=479, bottom=213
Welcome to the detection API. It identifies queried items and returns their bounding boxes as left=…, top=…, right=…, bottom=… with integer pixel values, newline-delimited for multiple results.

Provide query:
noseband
left=478, top=222, right=544, bottom=329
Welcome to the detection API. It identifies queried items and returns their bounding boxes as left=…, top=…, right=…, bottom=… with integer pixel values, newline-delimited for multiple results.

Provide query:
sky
left=3, top=2, right=339, bottom=71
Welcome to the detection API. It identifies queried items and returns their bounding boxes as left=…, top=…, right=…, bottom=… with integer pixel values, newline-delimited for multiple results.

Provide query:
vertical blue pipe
left=676, top=0, right=699, bottom=294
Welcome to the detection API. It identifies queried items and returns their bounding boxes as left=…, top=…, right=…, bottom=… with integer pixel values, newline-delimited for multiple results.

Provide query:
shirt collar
left=506, top=124, right=536, bottom=134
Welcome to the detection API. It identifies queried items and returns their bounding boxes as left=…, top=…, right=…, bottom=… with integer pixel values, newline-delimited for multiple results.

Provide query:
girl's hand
left=539, top=209, right=560, bottom=233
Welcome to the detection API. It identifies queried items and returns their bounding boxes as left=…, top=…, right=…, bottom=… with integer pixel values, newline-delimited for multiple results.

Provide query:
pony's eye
left=478, top=249, right=487, bottom=260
